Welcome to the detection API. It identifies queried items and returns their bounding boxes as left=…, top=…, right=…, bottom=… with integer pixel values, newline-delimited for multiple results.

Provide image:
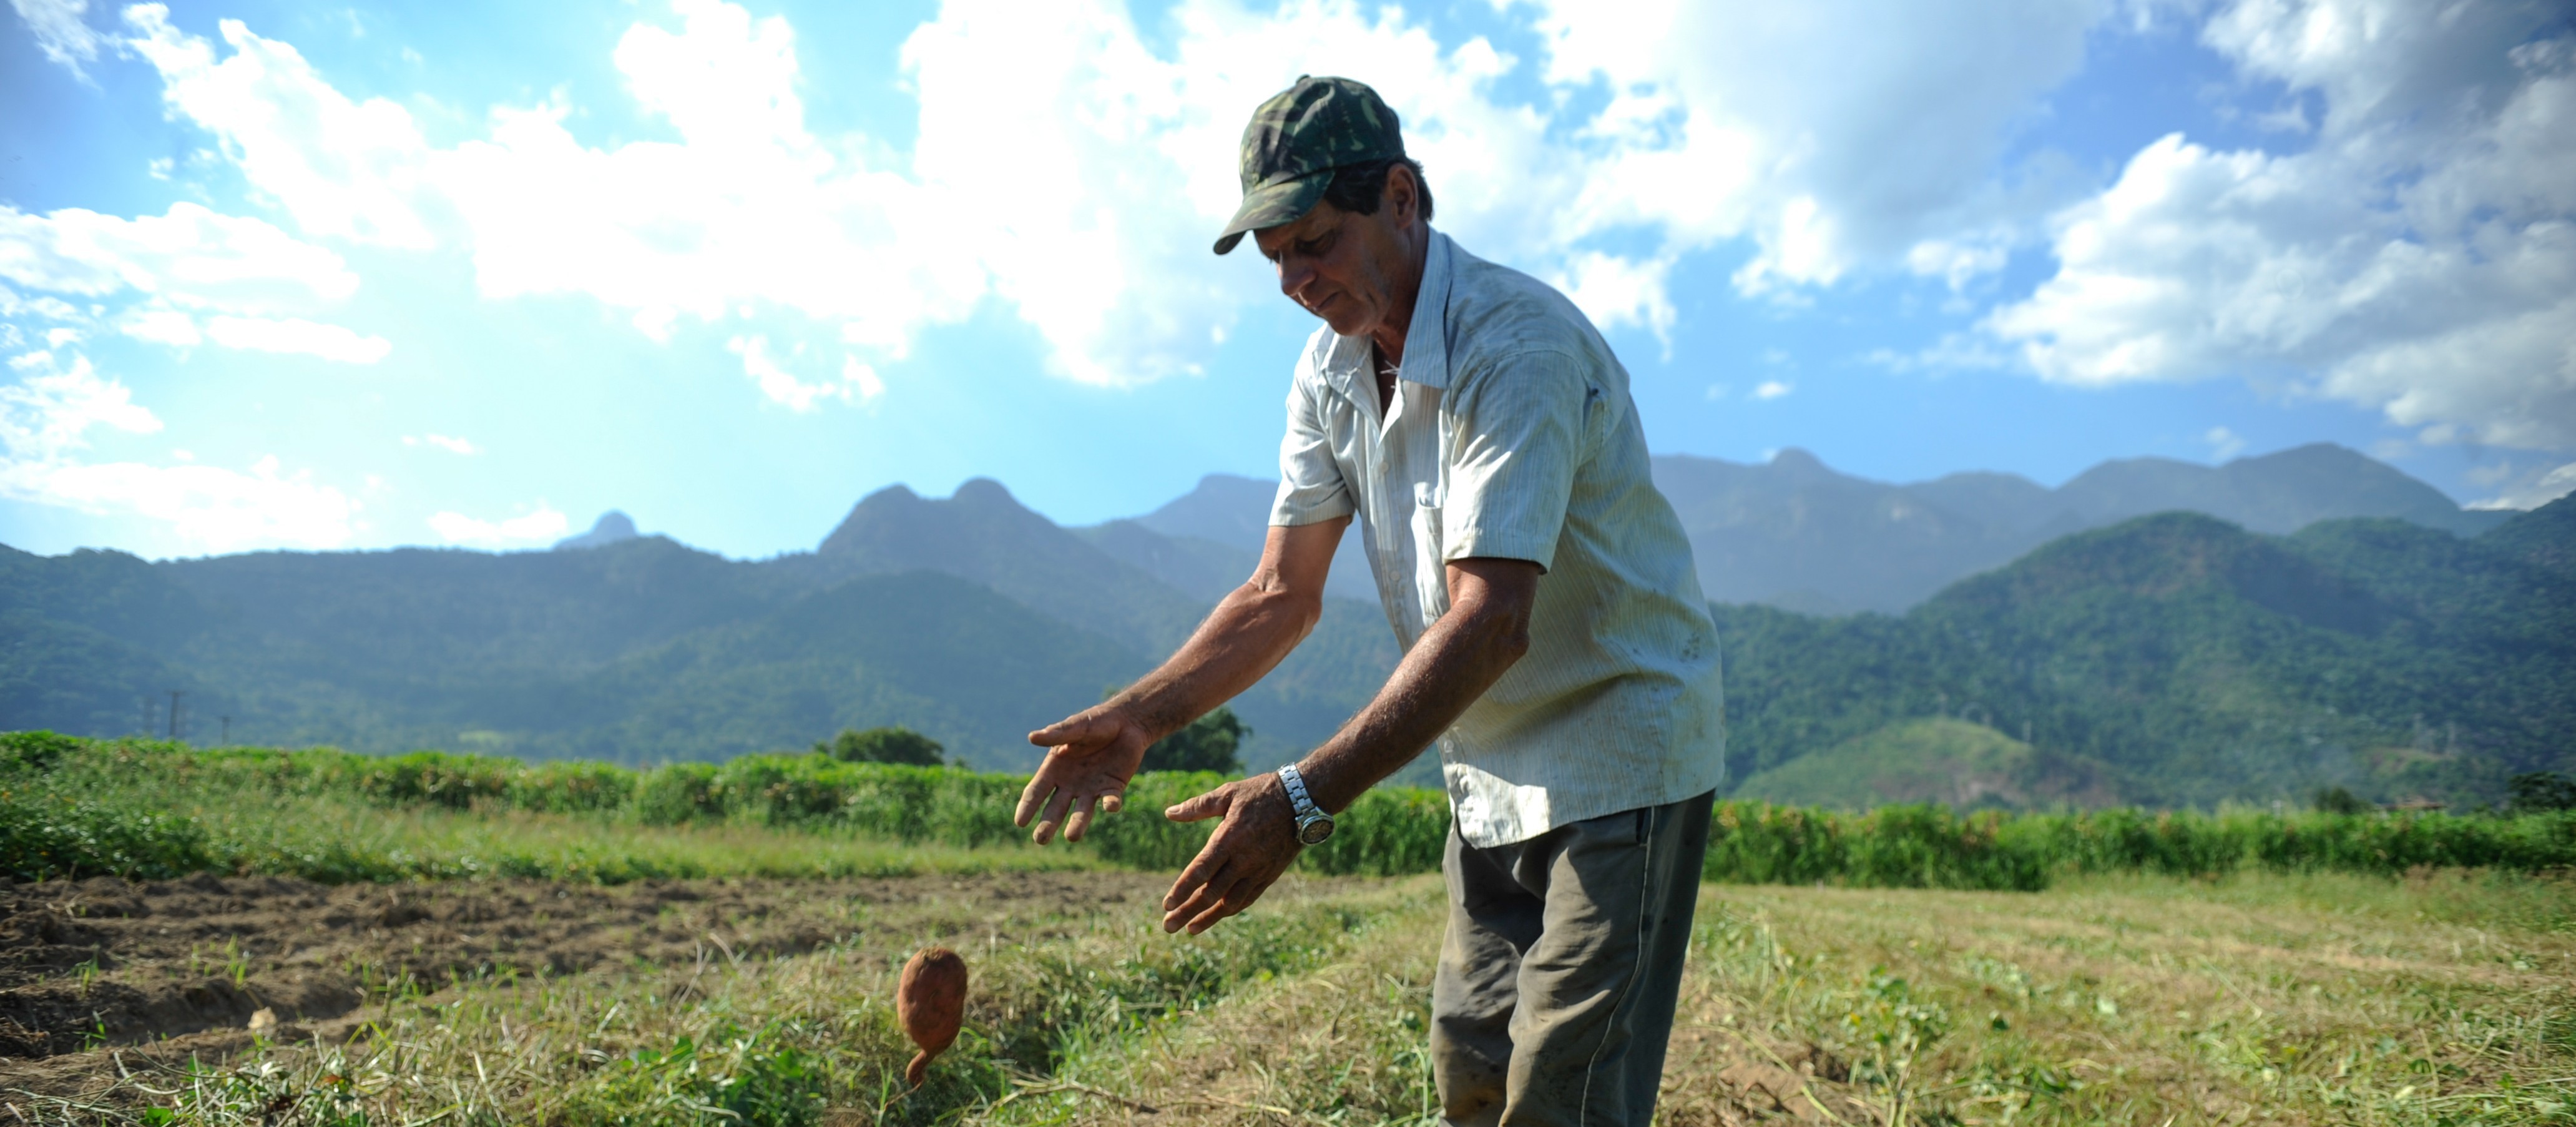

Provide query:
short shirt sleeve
left=1271, top=370, right=1355, bottom=527
left=1440, top=350, right=1590, bottom=571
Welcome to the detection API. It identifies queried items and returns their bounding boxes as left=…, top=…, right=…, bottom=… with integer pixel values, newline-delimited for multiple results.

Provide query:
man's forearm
left=1296, top=582, right=1530, bottom=813
left=1111, top=578, right=1321, bottom=742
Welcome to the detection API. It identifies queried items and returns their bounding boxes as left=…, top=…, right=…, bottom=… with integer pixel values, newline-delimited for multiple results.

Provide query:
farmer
left=1017, top=76, right=1725, bottom=1127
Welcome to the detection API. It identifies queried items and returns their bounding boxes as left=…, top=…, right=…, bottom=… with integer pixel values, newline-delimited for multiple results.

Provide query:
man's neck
left=1368, top=225, right=1431, bottom=414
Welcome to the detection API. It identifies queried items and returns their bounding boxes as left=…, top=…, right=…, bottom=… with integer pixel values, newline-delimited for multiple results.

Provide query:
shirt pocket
left=1409, top=480, right=1449, bottom=620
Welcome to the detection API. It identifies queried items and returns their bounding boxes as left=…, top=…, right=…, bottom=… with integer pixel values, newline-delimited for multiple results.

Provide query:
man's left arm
left=1157, top=556, right=1537, bottom=934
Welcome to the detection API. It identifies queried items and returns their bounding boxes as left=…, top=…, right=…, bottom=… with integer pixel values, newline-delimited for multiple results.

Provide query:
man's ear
left=1385, top=164, right=1419, bottom=228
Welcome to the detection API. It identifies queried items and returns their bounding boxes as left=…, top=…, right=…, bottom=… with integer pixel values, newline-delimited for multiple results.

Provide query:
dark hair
left=1322, top=156, right=1434, bottom=224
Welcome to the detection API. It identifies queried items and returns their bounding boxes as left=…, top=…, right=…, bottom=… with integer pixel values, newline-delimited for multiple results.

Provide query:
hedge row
left=6, top=734, right=2574, bottom=889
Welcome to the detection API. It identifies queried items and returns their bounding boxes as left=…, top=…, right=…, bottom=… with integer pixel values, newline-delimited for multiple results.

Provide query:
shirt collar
left=1396, top=229, right=1454, bottom=390
left=1318, top=227, right=1454, bottom=400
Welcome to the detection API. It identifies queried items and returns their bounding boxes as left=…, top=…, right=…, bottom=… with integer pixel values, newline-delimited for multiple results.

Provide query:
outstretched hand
left=1159, top=774, right=1303, bottom=935
left=1019, top=706, right=1153, bottom=844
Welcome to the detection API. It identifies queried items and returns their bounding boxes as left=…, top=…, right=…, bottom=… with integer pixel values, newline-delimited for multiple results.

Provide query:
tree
left=2507, top=771, right=2576, bottom=813
left=2310, top=786, right=2372, bottom=815
left=1142, top=707, right=1248, bottom=774
left=817, top=726, right=944, bottom=766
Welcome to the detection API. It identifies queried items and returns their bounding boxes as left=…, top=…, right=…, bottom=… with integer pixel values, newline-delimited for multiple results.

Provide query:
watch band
left=1277, top=765, right=1334, bottom=844
left=1277, top=765, right=1321, bottom=819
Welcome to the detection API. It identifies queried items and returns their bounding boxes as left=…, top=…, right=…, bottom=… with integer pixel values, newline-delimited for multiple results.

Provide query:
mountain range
left=1120, top=443, right=2509, bottom=616
left=2, top=443, right=2565, bottom=804
left=0, top=479, right=1396, bottom=770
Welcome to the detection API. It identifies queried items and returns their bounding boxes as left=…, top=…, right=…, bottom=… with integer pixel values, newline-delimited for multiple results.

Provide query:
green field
left=2, top=734, right=2572, bottom=1125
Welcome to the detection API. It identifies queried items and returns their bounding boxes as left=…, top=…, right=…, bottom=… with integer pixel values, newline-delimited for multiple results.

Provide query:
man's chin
left=1316, top=310, right=1371, bottom=338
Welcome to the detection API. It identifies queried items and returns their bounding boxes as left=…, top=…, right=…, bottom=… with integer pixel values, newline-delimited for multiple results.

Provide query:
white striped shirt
left=1270, top=229, right=1726, bottom=847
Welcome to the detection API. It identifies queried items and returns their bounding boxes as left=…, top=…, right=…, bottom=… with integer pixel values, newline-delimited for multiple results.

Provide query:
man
left=1017, top=76, right=1725, bottom=1127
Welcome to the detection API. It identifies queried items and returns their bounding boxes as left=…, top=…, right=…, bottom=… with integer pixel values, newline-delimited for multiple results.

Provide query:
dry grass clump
left=986, top=870, right=2574, bottom=1127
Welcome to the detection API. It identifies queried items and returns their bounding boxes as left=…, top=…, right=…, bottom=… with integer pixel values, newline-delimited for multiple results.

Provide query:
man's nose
left=1277, top=258, right=1315, bottom=301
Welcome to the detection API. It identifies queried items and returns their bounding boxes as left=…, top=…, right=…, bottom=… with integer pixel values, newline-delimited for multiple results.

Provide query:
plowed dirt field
left=0, top=870, right=1171, bottom=1100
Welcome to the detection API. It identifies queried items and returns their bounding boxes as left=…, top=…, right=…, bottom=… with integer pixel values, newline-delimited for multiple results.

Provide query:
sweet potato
left=897, top=947, right=968, bottom=1086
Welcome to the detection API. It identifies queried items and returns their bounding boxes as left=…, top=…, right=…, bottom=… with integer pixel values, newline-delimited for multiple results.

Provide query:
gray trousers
left=1431, top=792, right=1713, bottom=1127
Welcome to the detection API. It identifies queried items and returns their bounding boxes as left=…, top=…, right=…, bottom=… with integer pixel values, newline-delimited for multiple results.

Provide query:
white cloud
left=2203, top=425, right=2247, bottom=461
left=122, top=4, right=436, bottom=249
left=843, top=355, right=885, bottom=403
left=0, top=348, right=356, bottom=549
left=118, top=307, right=200, bottom=346
left=726, top=333, right=881, bottom=411
left=0, top=350, right=160, bottom=453
left=202, top=314, right=390, bottom=363
left=1521, top=0, right=2106, bottom=293
left=1986, top=0, right=2576, bottom=453
left=109, top=0, right=2122, bottom=395
left=1753, top=380, right=1793, bottom=400
left=0, top=201, right=360, bottom=313
left=427, top=503, right=569, bottom=546
left=11, top=0, right=103, bottom=77
left=401, top=433, right=480, bottom=455
left=2469, top=460, right=2576, bottom=511
left=1553, top=252, right=1677, bottom=343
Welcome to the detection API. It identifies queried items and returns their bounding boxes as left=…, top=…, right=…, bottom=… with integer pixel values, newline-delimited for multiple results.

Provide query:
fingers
left=1031, top=785, right=1075, bottom=845
left=1163, top=871, right=1237, bottom=934
left=1163, top=786, right=1232, bottom=824
left=1163, top=833, right=1233, bottom=911
left=1180, top=893, right=1241, bottom=935
left=1065, top=793, right=1102, bottom=842
left=1027, top=709, right=1114, bottom=748
left=1175, top=871, right=1276, bottom=935
left=1014, top=773, right=1051, bottom=829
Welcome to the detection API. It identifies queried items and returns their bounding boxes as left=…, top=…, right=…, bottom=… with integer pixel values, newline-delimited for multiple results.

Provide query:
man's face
left=1253, top=170, right=1418, bottom=341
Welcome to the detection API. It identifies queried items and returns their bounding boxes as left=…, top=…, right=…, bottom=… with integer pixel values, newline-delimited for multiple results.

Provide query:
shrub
left=2508, top=771, right=2576, bottom=813
left=0, top=730, right=81, bottom=775
left=0, top=790, right=215, bottom=882
left=816, top=727, right=944, bottom=766
left=510, top=760, right=637, bottom=813
left=2311, top=786, right=2373, bottom=815
left=1142, top=708, right=1248, bottom=774
left=1303, top=785, right=1448, bottom=877
left=356, top=751, right=516, bottom=809
left=635, top=762, right=726, bottom=824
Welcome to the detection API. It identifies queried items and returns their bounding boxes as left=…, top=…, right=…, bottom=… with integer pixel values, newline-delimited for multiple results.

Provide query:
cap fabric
left=1213, top=76, right=1406, bottom=255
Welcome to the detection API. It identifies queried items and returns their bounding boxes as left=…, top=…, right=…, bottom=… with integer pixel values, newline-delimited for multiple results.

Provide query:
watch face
left=1298, top=816, right=1335, bottom=845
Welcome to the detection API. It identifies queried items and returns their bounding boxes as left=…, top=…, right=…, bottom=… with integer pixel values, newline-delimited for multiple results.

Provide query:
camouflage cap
left=1213, top=76, right=1406, bottom=255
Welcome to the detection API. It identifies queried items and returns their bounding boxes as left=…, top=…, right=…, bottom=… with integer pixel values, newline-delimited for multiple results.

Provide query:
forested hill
left=2, top=477, right=2567, bottom=805
left=1717, top=495, right=2576, bottom=807
left=0, top=481, right=1399, bottom=771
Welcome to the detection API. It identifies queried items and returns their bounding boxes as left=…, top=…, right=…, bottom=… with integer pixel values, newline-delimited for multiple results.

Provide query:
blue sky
left=4, top=0, right=2571, bottom=559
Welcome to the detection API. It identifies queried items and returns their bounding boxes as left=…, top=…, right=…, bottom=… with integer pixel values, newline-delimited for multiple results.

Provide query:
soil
left=0, top=869, right=1172, bottom=1098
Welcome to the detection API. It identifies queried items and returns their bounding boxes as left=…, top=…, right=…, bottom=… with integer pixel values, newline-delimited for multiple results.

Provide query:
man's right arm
left=1015, top=516, right=1348, bottom=844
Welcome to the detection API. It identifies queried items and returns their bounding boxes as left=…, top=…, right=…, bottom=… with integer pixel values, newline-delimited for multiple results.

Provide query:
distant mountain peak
left=951, top=478, right=1019, bottom=508
left=1767, top=447, right=1829, bottom=473
left=553, top=511, right=639, bottom=551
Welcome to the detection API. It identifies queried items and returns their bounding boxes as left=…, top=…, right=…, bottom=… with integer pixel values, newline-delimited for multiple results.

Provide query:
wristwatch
left=1276, top=765, right=1335, bottom=845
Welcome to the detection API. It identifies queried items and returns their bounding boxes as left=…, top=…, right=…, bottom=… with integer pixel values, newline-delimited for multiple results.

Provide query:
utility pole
left=167, top=690, right=185, bottom=741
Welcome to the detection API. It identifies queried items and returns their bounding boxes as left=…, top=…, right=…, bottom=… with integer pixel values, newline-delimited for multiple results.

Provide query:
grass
left=189, top=789, right=1107, bottom=883
left=32, top=869, right=2568, bottom=1126
left=27, top=876, right=1416, bottom=1126
left=999, top=870, right=2576, bottom=1126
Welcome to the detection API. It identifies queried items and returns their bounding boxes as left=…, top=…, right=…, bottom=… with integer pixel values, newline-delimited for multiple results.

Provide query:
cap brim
left=1213, top=170, right=1331, bottom=255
